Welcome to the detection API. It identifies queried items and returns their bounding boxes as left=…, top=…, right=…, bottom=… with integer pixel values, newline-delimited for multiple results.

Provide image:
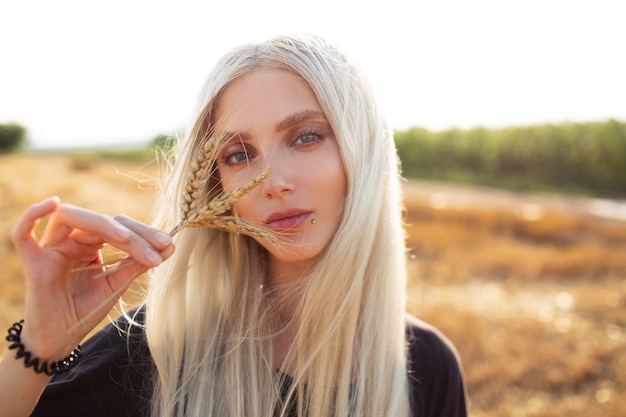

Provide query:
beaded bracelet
left=5, top=320, right=81, bottom=376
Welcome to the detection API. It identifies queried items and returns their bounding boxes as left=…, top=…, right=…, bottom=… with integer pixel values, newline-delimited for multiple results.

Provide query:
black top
left=32, top=309, right=468, bottom=417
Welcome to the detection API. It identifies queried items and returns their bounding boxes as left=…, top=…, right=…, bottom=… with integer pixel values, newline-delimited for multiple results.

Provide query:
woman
left=1, top=34, right=467, bottom=416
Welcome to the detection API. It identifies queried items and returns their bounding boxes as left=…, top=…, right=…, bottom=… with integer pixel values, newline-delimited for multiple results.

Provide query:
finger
left=41, top=205, right=166, bottom=268
left=105, top=243, right=175, bottom=291
left=160, top=242, right=175, bottom=261
left=78, top=245, right=105, bottom=264
left=68, top=229, right=106, bottom=246
left=41, top=204, right=131, bottom=247
left=91, top=248, right=103, bottom=264
left=10, top=196, right=60, bottom=255
left=113, top=214, right=173, bottom=250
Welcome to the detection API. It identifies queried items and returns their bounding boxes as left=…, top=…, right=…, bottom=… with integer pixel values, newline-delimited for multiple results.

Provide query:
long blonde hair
left=145, top=34, right=409, bottom=417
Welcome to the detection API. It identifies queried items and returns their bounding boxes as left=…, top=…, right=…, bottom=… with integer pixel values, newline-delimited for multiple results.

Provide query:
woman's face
left=214, top=69, right=346, bottom=273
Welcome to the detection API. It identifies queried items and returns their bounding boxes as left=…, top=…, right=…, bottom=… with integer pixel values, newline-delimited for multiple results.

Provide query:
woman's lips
left=265, top=209, right=312, bottom=231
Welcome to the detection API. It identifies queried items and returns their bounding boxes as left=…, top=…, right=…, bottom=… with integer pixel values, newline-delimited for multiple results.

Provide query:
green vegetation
left=66, top=148, right=152, bottom=171
left=65, top=133, right=176, bottom=167
left=394, top=119, right=626, bottom=197
left=0, top=123, right=27, bottom=153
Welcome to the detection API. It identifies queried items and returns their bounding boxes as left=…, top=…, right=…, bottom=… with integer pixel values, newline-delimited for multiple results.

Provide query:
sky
left=1, top=0, right=624, bottom=149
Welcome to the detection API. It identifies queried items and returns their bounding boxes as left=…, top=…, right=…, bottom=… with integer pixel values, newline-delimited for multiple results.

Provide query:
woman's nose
left=262, top=156, right=295, bottom=198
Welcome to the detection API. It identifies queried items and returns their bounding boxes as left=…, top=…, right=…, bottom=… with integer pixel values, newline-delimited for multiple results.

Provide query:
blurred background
left=1, top=1, right=625, bottom=416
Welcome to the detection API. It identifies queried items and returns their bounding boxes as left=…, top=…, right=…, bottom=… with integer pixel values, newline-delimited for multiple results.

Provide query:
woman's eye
left=224, top=151, right=252, bottom=166
left=295, top=132, right=322, bottom=146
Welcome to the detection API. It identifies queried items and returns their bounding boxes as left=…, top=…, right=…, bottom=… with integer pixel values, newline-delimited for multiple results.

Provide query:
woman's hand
left=9, top=196, right=174, bottom=361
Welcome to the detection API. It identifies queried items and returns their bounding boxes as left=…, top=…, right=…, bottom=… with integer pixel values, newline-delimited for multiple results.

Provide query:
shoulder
left=31, top=307, right=153, bottom=417
left=405, top=314, right=469, bottom=417
left=405, top=314, right=462, bottom=377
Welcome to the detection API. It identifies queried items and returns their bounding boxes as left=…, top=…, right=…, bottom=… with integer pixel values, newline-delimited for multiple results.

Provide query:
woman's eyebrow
left=275, top=109, right=326, bottom=132
left=216, top=109, right=327, bottom=141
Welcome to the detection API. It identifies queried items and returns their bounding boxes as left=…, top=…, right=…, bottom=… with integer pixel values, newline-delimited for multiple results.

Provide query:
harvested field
left=1, top=153, right=624, bottom=416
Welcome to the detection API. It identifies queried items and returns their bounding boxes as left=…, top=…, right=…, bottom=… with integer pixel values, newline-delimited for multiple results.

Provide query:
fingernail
left=154, top=231, right=172, bottom=245
left=145, top=248, right=163, bottom=265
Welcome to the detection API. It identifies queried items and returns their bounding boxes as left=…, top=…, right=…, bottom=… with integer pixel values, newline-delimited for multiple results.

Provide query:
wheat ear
left=169, top=168, right=272, bottom=238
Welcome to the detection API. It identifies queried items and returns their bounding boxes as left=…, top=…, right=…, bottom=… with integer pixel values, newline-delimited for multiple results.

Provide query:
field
left=1, top=154, right=625, bottom=416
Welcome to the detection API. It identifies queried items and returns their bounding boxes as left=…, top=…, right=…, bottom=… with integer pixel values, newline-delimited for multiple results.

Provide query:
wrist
left=5, top=320, right=81, bottom=376
left=18, top=323, right=75, bottom=362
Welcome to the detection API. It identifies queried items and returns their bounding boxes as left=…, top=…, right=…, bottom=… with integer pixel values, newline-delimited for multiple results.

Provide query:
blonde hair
left=145, top=34, right=409, bottom=417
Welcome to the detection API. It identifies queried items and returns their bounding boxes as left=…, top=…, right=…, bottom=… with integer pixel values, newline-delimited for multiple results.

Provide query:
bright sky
left=1, top=0, right=624, bottom=149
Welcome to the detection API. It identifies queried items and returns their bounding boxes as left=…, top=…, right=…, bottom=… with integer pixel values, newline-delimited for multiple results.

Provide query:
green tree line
left=0, top=123, right=27, bottom=153
left=394, top=119, right=626, bottom=197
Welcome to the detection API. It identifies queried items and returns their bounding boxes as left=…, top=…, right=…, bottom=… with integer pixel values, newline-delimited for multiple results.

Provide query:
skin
left=214, top=69, right=347, bottom=287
